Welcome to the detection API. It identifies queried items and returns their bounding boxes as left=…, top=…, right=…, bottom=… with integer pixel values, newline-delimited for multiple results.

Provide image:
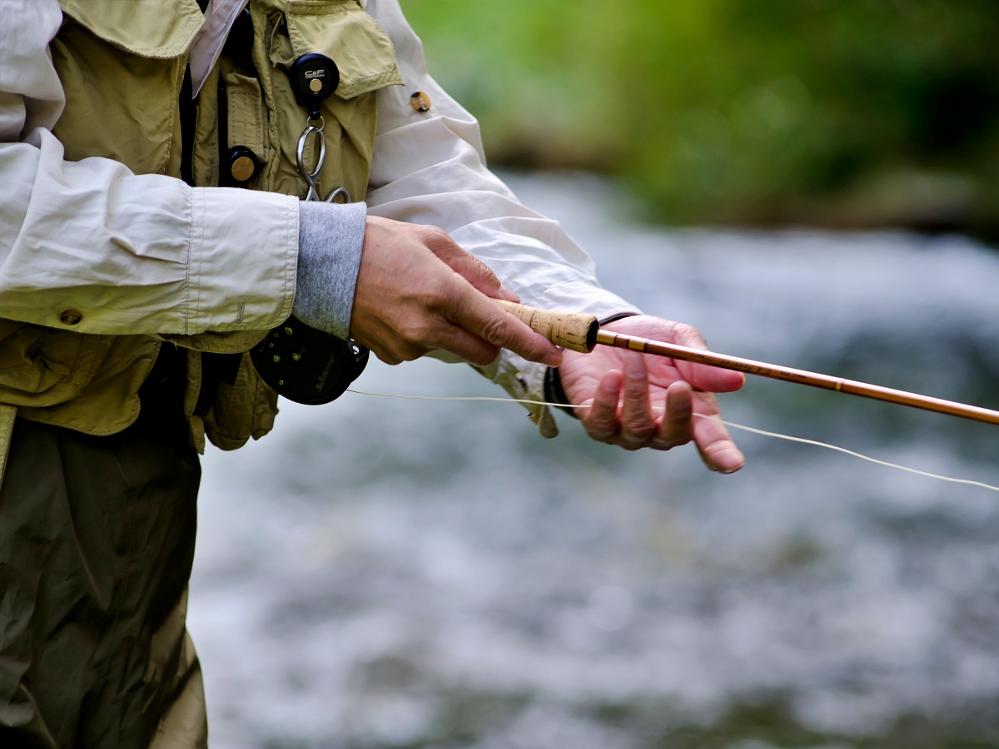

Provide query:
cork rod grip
left=494, top=300, right=599, bottom=353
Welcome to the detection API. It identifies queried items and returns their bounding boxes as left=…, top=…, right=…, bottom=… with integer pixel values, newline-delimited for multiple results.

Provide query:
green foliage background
left=402, top=0, right=999, bottom=236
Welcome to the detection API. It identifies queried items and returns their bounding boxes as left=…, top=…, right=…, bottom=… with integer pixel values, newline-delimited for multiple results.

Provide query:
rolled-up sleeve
left=364, top=0, right=637, bottom=432
left=0, top=0, right=299, bottom=337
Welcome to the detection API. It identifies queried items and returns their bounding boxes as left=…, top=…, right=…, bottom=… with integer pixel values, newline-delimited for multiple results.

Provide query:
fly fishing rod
left=495, top=300, right=999, bottom=426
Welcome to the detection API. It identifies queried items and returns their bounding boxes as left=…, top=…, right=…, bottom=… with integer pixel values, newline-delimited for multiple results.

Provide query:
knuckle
left=479, top=315, right=511, bottom=345
left=399, top=321, right=434, bottom=347
left=472, top=257, right=498, bottom=280
left=396, top=321, right=419, bottom=343
left=662, top=427, right=695, bottom=448
left=421, top=225, right=450, bottom=245
left=625, top=423, right=655, bottom=442
left=673, top=322, right=705, bottom=346
left=623, top=383, right=648, bottom=402
left=588, top=427, right=617, bottom=443
left=584, top=417, right=618, bottom=443
left=652, top=436, right=686, bottom=450
left=415, top=279, right=451, bottom=311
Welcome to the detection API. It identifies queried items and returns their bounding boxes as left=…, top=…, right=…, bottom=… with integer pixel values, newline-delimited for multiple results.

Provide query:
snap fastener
left=410, top=91, right=431, bottom=113
left=226, top=146, right=260, bottom=186
left=59, top=308, right=83, bottom=326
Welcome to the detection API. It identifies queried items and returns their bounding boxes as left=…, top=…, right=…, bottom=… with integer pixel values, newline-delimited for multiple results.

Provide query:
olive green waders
left=0, top=349, right=207, bottom=748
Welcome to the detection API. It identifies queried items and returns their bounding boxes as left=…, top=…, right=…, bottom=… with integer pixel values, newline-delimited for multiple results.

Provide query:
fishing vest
left=0, top=0, right=402, bottom=452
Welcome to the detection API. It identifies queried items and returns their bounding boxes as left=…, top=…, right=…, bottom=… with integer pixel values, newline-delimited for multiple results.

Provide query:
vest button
left=409, top=91, right=431, bottom=113
left=226, top=146, right=260, bottom=186
left=59, top=308, right=83, bottom=326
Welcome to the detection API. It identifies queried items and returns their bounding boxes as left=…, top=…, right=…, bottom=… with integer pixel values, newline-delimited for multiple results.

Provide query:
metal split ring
left=296, top=117, right=351, bottom=204
left=296, top=124, right=327, bottom=202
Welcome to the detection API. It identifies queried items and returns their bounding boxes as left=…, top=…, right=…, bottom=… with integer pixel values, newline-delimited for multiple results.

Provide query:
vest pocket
left=260, top=1, right=403, bottom=199
left=52, top=0, right=204, bottom=174
left=0, top=322, right=105, bottom=406
left=203, top=354, right=279, bottom=451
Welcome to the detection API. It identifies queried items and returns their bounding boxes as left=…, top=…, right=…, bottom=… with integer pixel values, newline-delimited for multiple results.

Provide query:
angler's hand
left=350, top=217, right=563, bottom=368
left=557, top=315, right=746, bottom=473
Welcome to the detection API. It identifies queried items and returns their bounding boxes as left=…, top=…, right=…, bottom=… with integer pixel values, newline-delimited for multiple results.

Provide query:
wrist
left=543, top=364, right=579, bottom=418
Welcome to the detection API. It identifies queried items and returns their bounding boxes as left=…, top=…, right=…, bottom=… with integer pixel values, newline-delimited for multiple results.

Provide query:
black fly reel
left=250, top=318, right=368, bottom=405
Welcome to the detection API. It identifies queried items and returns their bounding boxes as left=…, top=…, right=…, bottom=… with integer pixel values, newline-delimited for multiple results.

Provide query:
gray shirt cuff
left=293, top=200, right=367, bottom=339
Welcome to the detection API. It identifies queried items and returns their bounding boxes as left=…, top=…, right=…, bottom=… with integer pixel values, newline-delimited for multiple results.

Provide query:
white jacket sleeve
left=363, top=0, right=637, bottom=423
left=0, top=0, right=299, bottom=337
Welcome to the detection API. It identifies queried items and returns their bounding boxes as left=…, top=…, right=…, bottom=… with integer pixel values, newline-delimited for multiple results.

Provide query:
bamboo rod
left=494, top=300, right=999, bottom=426
left=596, top=329, right=999, bottom=426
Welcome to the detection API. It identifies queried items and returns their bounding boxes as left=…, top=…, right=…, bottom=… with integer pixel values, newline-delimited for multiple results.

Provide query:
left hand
left=557, top=315, right=746, bottom=473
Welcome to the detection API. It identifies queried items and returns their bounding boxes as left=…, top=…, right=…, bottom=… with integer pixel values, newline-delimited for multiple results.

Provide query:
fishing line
left=702, top=417, right=999, bottom=494
left=345, top=388, right=999, bottom=494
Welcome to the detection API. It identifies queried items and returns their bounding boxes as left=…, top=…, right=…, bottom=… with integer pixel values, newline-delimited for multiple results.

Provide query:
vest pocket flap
left=0, top=321, right=105, bottom=404
left=58, top=0, right=205, bottom=59
left=282, top=1, right=403, bottom=99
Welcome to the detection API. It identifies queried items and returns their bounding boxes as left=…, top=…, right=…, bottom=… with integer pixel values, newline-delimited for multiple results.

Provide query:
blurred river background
left=192, top=173, right=999, bottom=749
left=192, top=3, right=999, bottom=747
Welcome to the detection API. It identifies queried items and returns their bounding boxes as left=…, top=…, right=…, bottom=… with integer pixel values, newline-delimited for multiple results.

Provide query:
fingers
left=583, top=359, right=680, bottom=451
left=360, top=312, right=502, bottom=367
left=578, top=367, right=743, bottom=473
left=416, top=226, right=550, bottom=364
left=671, top=322, right=745, bottom=393
left=445, top=279, right=562, bottom=367
left=374, top=273, right=560, bottom=367
left=422, top=226, right=519, bottom=302
left=650, top=381, right=694, bottom=450
left=618, top=354, right=655, bottom=448
left=690, top=394, right=745, bottom=473
left=583, top=370, right=623, bottom=442
left=433, top=325, right=502, bottom=365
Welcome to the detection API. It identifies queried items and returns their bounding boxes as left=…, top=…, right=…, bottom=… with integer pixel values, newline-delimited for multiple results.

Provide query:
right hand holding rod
left=350, top=216, right=563, bottom=368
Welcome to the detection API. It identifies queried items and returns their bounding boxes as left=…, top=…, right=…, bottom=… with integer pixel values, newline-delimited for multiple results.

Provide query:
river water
left=190, top=173, right=999, bottom=749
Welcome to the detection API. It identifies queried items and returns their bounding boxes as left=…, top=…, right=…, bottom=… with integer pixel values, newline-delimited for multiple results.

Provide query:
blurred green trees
left=402, top=0, right=999, bottom=236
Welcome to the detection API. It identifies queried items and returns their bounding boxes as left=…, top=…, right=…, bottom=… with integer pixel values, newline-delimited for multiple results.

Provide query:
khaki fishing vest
left=0, top=0, right=402, bottom=455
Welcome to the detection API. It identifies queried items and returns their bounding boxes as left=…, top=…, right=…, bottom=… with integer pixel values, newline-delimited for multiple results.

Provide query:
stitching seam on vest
left=185, top=190, right=196, bottom=335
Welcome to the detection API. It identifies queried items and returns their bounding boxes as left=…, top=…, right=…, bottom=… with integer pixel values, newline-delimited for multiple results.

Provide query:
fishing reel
left=250, top=317, right=368, bottom=405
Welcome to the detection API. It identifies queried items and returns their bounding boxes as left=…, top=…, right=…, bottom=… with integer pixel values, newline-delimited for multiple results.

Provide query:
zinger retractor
left=288, top=52, right=340, bottom=116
